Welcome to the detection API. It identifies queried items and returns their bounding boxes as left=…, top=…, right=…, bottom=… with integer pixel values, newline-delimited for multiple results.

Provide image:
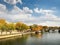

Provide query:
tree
left=8, top=23, right=15, bottom=34
left=15, top=22, right=29, bottom=32
left=0, top=24, right=7, bottom=35
left=0, top=19, right=6, bottom=24
left=30, top=24, right=38, bottom=31
left=21, top=24, right=30, bottom=31
left=0, top=24, right=3, bottom=35
left=43, top=26, right=48, bottom=32
left=15, top=22, right=23, bottom=32
left=0, top=19, right=7, bottom=35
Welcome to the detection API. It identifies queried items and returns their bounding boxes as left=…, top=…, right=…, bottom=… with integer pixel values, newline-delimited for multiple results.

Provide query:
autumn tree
left=21, top=24, right=29, bottom=31
left=43, top=26, right=48, bottom=32
left=30, top=24, right=43, bottom=31
left=8, top=23, right=15, bottom=34
left=30, top=24, right=38, bottom=31
left=0, top=19, right=6, bottom=24
left=15, top=22, right=29, bottom=32
left=0, top=19, right=7, bottom=35
left=15, top=22, right=23, bottom=32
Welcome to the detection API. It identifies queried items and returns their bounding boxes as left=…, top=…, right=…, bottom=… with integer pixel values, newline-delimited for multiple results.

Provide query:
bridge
left=42, top=27, right=60, bottom=33
left=35, top=27, right=60, bottom=33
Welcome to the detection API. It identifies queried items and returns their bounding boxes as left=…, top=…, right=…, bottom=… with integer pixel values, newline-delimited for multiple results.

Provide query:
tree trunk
left=6, top=31, right=7, bottom=35
left=1, top=31, right=3, bottom=35
left=9, top=30, right=12, bottom=34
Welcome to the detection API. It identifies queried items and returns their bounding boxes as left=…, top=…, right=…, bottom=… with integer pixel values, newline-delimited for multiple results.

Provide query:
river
left=0, top=32, right=60, bottom=45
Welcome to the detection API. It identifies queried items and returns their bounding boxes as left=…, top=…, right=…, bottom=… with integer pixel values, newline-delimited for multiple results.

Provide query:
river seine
left=0, top=32, right=60, bottom=45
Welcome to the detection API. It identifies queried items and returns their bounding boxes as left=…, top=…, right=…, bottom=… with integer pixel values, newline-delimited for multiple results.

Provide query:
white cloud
left=23, top=7, right=33, bottom=14
left=9, top=6, right=33, bottom=21
left=0, top=4, right=60, bottom=26
left=4, top=0, right=22, bottom=5
left=34, top=8, right=57, bottom=20
left=34, top=8, right=60, bottom=26
left=40, top=21, right=60, bottom=26
left=0, top=4, right=6, bottom=13
left=0, top=4, right=33, bottom=23
left=34, top=8, right=54, bottom=14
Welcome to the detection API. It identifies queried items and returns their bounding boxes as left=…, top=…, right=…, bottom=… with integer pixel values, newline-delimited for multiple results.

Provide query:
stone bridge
left=42, top=27, right=60, bottom=33
left=37, top=27, right=60, bottom=33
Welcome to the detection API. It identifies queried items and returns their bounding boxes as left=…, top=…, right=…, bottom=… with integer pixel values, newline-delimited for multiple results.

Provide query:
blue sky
left=0, top=0, right=60, bottom=26
left=0, top=0, right=60, bottom=9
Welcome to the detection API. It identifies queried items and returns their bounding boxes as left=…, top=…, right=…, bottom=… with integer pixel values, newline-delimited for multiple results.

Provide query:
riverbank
left=0, top=32, right=35, bottom=40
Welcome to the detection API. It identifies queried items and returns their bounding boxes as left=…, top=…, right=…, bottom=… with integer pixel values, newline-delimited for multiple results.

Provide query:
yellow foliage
left=0, top=19, right=6, bottom=24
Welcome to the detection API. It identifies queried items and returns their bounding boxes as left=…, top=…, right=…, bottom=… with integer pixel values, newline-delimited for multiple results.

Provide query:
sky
left=0, top=0, right=60, bottom=26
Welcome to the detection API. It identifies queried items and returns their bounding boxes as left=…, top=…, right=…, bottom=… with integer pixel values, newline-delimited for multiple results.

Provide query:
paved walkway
left=0, top=31, right=35, bottom=39
left=0, top=34, right=22, bottom=39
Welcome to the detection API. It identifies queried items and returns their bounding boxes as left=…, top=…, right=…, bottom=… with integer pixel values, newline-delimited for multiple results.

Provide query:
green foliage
left=8, top=23, right=15, bottom=30
left=15, top=22, right=29, bottom=31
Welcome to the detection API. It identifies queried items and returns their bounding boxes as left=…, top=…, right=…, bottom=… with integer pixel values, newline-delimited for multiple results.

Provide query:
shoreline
left=0, top=32, right=35, bottom=40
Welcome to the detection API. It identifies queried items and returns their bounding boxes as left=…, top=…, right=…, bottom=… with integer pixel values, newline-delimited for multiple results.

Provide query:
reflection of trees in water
left=0, top=35, right=28, bottom=45
left=0, top=33, right=43, bottom=45
left=30, top=33, right=43, bottom=38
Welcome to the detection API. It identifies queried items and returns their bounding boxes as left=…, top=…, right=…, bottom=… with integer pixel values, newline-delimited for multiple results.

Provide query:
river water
left=0, top=32, right=60, bottom=45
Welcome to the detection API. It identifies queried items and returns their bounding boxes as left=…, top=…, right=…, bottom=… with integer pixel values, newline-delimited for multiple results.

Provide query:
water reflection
left=0, top=33, right=60, bottom=45
left=0, top=35, right=28, bottom=45
left=30, top=33, right=43, bottom=38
